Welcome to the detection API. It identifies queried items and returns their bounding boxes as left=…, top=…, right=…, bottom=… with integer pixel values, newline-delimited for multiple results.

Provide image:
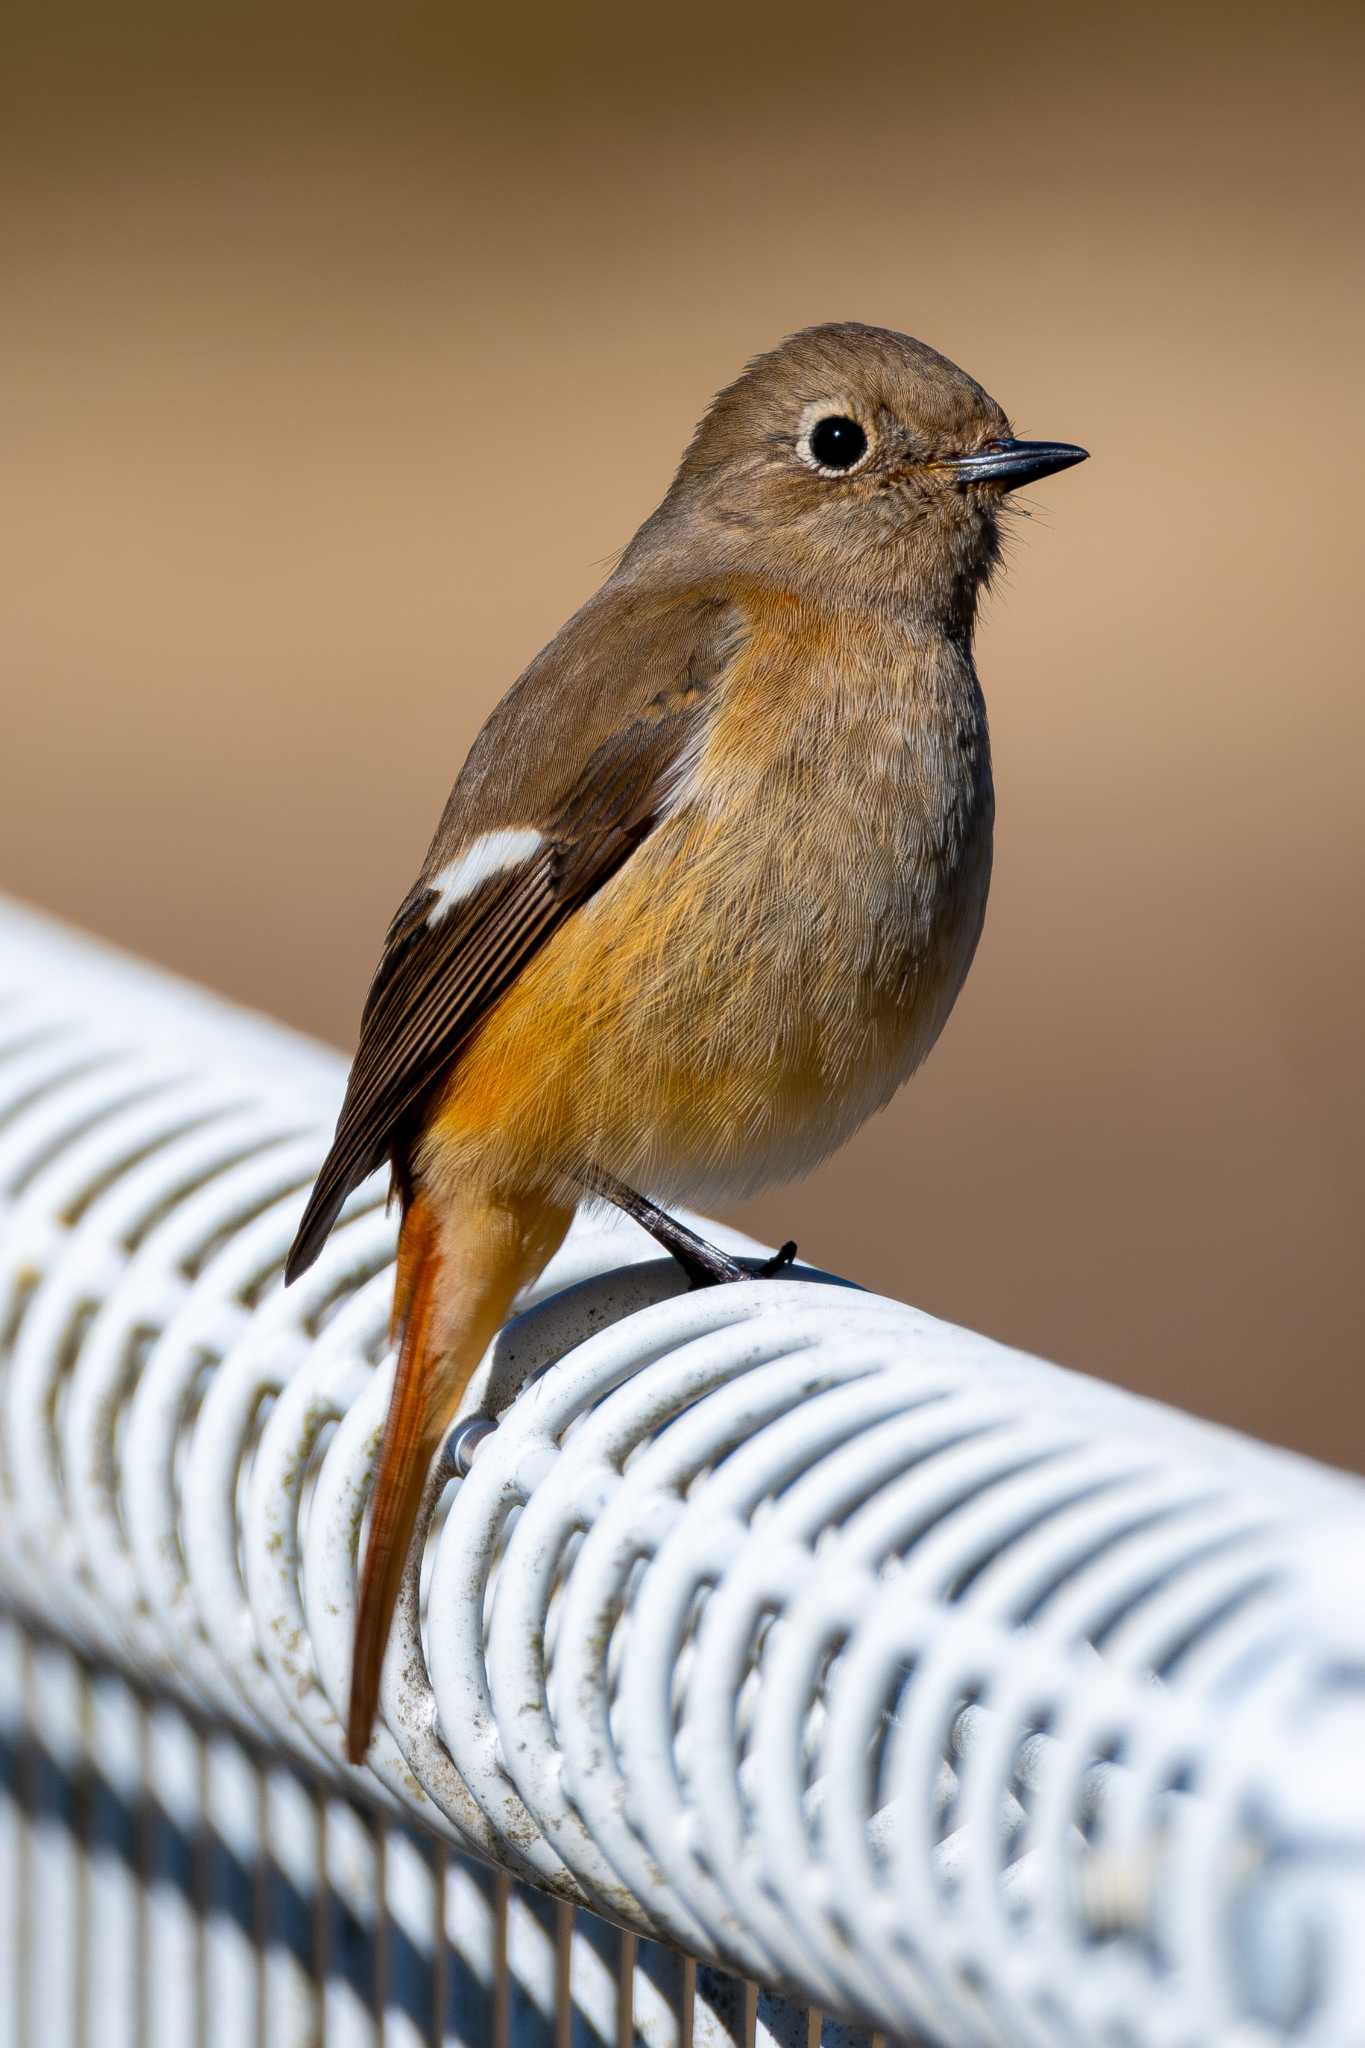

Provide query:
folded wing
left=284, top=588, right=743, bottom=1281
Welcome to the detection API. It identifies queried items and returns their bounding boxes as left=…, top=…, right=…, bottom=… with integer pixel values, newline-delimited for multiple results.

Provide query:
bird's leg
left=589, top=1170, right=797, bottom=1287
left=616, top=1187, right=749, bottom=1286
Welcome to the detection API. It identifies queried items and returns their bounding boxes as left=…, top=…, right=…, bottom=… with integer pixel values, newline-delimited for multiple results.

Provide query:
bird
left=284, top=320, right=1087, bottom=1763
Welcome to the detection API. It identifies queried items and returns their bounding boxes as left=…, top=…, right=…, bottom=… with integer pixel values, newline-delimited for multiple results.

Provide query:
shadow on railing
left=2, top=1616, right=828, bottom=2048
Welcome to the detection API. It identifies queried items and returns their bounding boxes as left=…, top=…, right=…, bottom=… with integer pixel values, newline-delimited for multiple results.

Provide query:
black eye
left=806, top=414, right=868, bottom=472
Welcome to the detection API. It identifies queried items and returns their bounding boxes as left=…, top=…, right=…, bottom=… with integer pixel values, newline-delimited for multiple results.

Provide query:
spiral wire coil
left=1, top=894, right=1363, bottom=2048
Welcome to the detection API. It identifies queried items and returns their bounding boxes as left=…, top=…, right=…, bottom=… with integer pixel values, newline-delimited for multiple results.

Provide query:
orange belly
left=421, top=755, right=991, bottom=1210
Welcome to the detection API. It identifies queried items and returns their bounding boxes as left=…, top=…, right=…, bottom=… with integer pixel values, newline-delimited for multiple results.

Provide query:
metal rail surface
left=0, top=894, right=1363, bottom=2048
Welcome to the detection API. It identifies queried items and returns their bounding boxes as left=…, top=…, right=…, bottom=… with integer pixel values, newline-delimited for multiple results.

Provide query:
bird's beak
left=945, top=439, right=1089, bottom=489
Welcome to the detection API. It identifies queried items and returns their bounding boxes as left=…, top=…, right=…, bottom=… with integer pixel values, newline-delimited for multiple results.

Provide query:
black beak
left=946, top=439, right=1089, bottom=489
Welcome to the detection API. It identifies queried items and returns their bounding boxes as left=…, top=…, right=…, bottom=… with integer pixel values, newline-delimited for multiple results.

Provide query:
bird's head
left=639, top=321, right=1087, bottom=635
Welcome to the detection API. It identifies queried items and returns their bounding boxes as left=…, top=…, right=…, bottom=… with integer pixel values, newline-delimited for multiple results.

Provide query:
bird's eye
left=801, top=414, right=869, bottom=474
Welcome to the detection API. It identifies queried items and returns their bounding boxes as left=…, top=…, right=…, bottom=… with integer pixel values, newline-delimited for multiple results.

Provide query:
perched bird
left=285, top=321, right=1087, bottom=1762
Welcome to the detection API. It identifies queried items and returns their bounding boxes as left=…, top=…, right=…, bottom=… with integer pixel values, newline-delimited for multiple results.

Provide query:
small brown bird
left=285, top=322, right=1086, bottom=1761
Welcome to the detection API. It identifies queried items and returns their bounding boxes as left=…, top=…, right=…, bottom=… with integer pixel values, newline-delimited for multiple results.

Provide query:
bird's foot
left=670, top=1236, right=799, bottom=1289
left=589, top=1171, right=799, bottom=1289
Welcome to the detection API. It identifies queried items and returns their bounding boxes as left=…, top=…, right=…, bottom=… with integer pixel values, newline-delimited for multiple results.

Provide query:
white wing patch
left=653, top=718, right=712, bottom=825
left=426, top=829, right=545, bottom=924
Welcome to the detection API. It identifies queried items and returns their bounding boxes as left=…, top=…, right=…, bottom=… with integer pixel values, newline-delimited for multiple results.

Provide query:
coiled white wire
left=2, top=895, right=1364, bottom=2047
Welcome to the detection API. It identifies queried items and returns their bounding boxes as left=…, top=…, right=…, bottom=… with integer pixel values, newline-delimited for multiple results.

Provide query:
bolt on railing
left=1, top=891, right=1364, bottom=2048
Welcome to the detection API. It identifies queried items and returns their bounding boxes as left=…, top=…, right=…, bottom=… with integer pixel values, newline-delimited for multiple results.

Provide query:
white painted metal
left=1, top=893, right=1363, bottom=2046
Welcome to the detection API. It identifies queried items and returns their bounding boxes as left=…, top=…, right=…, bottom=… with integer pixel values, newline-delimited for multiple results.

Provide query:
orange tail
left=346, top=1186, right=573, bottom=1764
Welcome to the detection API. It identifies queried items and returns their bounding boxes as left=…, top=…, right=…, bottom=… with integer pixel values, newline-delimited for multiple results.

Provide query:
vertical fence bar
left=506, top=1874, right=561, bottom=2046
left=201, top=1728, right=267, bottom=2048
left=143, top=1698, right=203, bottom=2048
left=86, top=1668, right=143, bottom=2048
left=320, top=1790, right=384, bottom=2047
left=0, top=1614, right=26, bottom=2048
left=629, top=1937, right=687, bottom=2048
left=439, top=1848, right=502, bottom=2048
left=562, top=1905, right=623, bottom=2048
left=383, top=1819, right=441, bottom=2048
left=26, top=1639, right=84, bottom=2048
left=0, top=1613, right=23, bottom=2048
left=261, top=1763, right=324, bottom=2044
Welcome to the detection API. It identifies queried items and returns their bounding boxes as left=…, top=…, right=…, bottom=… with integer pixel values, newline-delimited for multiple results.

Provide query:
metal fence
left=1, top=892, right=1363, bottom=2048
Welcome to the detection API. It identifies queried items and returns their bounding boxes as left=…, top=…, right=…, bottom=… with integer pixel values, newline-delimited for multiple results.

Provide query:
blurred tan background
left=2, top=1, right=1361, bottom=1460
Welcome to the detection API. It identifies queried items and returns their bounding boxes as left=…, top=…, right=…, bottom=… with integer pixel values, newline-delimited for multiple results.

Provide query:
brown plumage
left=285, top=321, right=1087, bottom=1763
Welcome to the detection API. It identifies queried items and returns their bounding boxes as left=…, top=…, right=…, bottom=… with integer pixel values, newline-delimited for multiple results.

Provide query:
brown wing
left=284, top=586, right=742, bottom=1282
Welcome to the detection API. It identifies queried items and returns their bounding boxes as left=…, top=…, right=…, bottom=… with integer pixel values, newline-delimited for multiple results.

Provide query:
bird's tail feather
left=346, top=1187, right=571, bottom=1764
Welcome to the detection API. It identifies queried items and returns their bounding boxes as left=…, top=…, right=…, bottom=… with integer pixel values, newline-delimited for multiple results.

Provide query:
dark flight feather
left=284, top=591, right=744, bottom=1283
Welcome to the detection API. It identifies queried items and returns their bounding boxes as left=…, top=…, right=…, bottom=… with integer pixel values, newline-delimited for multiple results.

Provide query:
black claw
left=755, top=1240, right=798, bottom=1278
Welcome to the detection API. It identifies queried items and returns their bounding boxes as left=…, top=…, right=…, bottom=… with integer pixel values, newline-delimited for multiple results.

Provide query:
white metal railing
left=1, top=893, right=1364, bottom=2048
